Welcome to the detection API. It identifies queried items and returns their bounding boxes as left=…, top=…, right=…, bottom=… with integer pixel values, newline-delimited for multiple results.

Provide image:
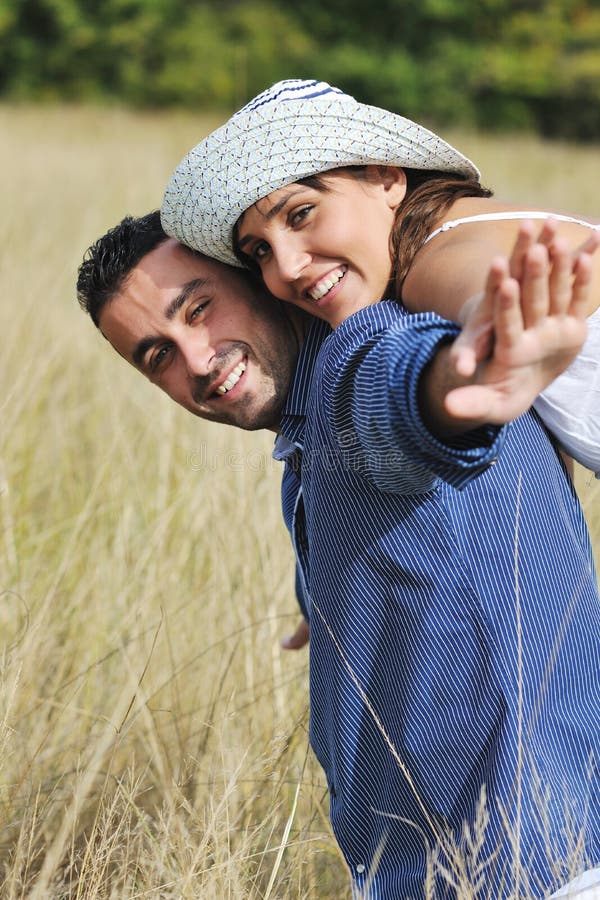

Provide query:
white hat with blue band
left=161, top=79, right=480, bottom=268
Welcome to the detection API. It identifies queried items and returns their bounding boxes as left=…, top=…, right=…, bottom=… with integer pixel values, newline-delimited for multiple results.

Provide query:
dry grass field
left=0, top=103, right=598, bottom=898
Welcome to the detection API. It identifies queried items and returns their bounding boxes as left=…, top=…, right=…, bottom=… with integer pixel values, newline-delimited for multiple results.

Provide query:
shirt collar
left=277, top=318, right=330, bottom=451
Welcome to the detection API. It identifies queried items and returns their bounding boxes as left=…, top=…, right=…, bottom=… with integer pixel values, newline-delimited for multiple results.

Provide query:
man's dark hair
left=77, top=210, right=170, bottom=327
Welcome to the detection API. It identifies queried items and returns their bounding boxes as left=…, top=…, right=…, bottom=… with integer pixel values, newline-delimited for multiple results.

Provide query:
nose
left=272, top=237, right=311, bottom=285
left=180, top=331, right=214, bottom=378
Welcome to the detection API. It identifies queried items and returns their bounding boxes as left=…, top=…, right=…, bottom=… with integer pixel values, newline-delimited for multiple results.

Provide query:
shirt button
left=356, top=864, right=366, bottom=874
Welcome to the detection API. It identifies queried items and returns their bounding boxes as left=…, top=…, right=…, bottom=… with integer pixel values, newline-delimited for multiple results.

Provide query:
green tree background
left=1, top=0, right=599, bottom=138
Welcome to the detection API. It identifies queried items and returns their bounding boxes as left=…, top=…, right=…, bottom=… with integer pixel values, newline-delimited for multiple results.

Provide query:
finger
left=569, top=251, right=594, bottom=320
left=455, top=258, right=507, bottom=372
left=472, top=261, right=503, bottom=326
left=445, top=380, right=538, bottom=424
left=481, top=256, right=511, bottom=358
left=451, top=343, right=480, bottom=378
left=547, top=236, right=572, bottom=316
left=486, top=254, right=509, bottom=293
left=572, top=230, right=600, bottom=259
left=280, top=619, right=310, bottom=650
left=520, top=243, right=550, bottom=328
left=533, top=217, right=559, bottom=249
left=509, top=220, right=536, bottom=280
left=444, top=383, right=501, bottom=422
left=509, top=219, right=560, bottom=280
left=493, top=274, right=523, bottom=350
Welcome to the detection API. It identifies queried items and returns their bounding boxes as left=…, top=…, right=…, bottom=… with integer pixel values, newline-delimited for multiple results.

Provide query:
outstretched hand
left=445, top=220, right=597, bottom=423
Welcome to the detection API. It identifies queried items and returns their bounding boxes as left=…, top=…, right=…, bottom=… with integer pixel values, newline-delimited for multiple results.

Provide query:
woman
left=161, top=78, right=599, bottom=474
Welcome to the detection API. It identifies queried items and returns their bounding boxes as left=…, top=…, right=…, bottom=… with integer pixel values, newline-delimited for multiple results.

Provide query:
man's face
left=99, top=240, right=301, bottom=431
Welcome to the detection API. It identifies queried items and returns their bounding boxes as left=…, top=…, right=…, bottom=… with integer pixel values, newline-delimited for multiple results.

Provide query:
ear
left=375, top=166, right=406, bottom=209
left=365, top=164, right=406, bottom=210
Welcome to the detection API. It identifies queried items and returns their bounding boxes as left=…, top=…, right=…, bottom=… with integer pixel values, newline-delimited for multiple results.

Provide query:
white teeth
left=308, top=268, right=346, bottom=301
left=216, top=362, right=246, bottom=395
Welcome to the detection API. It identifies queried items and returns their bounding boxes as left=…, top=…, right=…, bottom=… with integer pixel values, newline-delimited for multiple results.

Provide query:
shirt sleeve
left=322, top=308, right=506, bottom=494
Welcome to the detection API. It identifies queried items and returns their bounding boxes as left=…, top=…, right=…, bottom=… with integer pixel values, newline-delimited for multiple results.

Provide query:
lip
left=209, top=357, right=247, bottom=400
left=304, top=265, right=347, bottom=307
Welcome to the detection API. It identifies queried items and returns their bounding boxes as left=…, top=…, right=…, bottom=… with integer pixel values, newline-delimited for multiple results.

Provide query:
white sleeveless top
left=425, top=212, right=600, bottom=475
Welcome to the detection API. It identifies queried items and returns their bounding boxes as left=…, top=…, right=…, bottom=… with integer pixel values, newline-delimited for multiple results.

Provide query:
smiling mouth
left=215, top=361, right=246, bottom=396
left=307, top=266, right=347, bottom=302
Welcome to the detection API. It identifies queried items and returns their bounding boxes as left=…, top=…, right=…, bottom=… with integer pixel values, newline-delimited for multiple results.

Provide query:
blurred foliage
left=0, top=0, right=598, bottom=138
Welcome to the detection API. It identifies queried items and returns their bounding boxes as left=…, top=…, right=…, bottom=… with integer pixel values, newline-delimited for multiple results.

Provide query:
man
left=77, top=211, right=599, bottom=898
left=77, top=209, right=321, bottom=644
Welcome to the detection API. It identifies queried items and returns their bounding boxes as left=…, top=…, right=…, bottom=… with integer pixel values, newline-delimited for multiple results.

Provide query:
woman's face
left=236, top=167, right=406, bottom=328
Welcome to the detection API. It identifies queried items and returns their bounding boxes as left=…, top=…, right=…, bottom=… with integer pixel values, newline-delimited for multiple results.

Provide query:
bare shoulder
left=402, top=230, right=502, bottom=320
left=401, top=199, right=600, bottom=320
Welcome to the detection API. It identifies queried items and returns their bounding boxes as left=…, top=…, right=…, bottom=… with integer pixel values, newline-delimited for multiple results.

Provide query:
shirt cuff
left=387, top=319, right=506, bottom=489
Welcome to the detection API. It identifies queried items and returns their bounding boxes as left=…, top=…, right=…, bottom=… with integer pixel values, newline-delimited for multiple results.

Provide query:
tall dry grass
left=0, top=103, right=598, bottom=898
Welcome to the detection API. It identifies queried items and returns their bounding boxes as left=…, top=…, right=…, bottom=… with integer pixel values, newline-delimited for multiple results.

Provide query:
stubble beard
left=196, top=337, right=296, bottom=432
left=217, top=355, right=292, bottom=432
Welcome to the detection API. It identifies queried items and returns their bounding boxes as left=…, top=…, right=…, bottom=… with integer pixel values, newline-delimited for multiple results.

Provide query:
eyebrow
left=237, top=189, right=305, bottom=250
left=132, top=278, right=208, bottom=369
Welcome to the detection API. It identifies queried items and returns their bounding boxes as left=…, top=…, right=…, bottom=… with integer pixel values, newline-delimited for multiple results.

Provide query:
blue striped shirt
left=275, top=302, right=600, bottom=899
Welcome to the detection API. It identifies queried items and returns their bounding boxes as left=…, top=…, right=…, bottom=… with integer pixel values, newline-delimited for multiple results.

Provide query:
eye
left=188, top=300, right=209, bottom=323
left=289, top=204, right=313, bottom=226
left=149, top=344, right=172, bottom=373
left=249, top=240, right=271, bottom=263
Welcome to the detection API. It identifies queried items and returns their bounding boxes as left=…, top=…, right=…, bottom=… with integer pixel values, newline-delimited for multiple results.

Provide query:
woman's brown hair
left=390, top=170, right=492, bottom=297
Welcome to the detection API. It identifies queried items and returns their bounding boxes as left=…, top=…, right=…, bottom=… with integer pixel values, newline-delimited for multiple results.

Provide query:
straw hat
left=161, top=79, right=480, bottom=268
